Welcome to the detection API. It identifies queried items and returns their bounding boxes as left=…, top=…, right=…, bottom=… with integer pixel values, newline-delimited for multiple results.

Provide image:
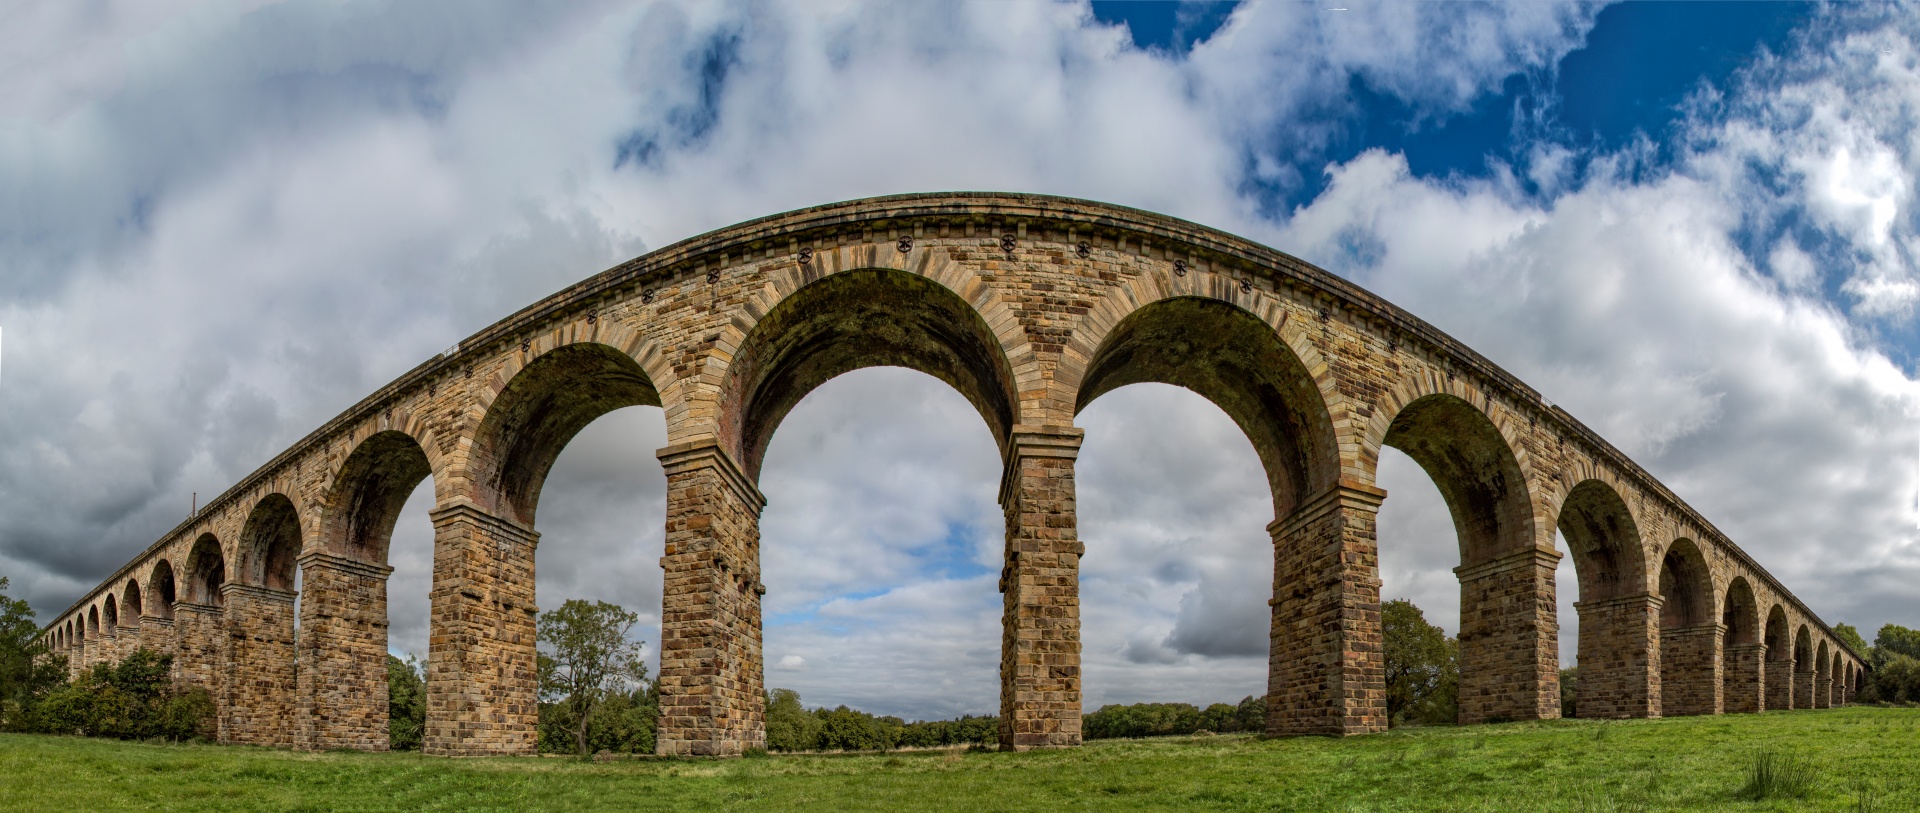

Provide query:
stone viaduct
left=41, top=193, right=1866, bottom=754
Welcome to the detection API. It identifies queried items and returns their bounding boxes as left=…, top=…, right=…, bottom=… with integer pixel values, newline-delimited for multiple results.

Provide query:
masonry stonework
left=42, top=193, right=1867, bottom=754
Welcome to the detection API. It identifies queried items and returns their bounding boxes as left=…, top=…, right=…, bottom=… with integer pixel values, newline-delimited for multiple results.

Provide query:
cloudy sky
left=4, top=1, right=1918, bottom=721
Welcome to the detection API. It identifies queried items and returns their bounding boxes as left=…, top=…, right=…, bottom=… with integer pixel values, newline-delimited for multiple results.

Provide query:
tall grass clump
left=1736, top=750, right=1816, bottom=801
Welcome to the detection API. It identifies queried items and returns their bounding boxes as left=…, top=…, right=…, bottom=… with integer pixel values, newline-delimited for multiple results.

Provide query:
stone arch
left=1554, top=478, right=1658, bottom=718
left=1793, top=624, right=1814, bottom=709
left=149, top=560, right=177, bottom=620
left=320, top=430, right=433, bottom=564
left=1070, top=293, right=1349, bottom=735
left=1055, top=265, right=1336, bottom=439
left=103, top=593, right=119, bottom=633
left=1072, top=295, right=1339, bottom=517
left=1815, top=640, right=1832, bottom=708
left=719, top=266, right=1021, bottom=480
left=719, top=245, right=1036, bottom=435
left=467, top=341, right=663, bottom=526
left=1364, top=385, right=1547, bottom=723
left=122, top=578, right=144, bottom=621
left=185, top=533, right=226, bottom=606
left=86, top=605, right=99, bottom=642
left=1718, top=576, right=1762, bottom=713
left=1371, top=386, right=1536, bottom=561
left=237, top=493, right=303, bottom=590
left=1556, top=478, right=1649, bottom=601
left=1657, top=539, right=1713, bottom=628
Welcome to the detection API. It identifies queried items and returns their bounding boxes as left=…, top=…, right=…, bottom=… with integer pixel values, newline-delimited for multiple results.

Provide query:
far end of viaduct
left=42, top=193, right=1867, bottom=755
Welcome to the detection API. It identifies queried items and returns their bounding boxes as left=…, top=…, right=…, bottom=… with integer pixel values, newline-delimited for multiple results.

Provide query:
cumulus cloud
left=7, top=0, right=1915, bottom=722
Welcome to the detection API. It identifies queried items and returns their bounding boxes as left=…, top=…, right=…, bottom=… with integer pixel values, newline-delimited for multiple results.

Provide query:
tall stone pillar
left=1724, top=643, right=1766, bottom=714
left=1572, top=592, right=1661, bottom=718
left=172, top=602, right=226, bottom=698
left=117, top=624, right=141, bottom=657
left=1659, top=622, right=1723, bottom=716
left=1814, top=674, right=1832, bottom=709
left=297, top=552, right=394, bottom=751
left=997, top=426, right=1084, bottom=751
left=422, top=504, right=539, bottom=756
left=1766, top=657, right=1795, bottom=710
left=1267, top=479, right=1387, bottom=736
left=1455, top=546, right=1562, bottom=723
left=1793, top=665, right=1814, bottom=708
left=654, top=440, right=767, bottom=757
left=222, top=583, right=298, bottom=747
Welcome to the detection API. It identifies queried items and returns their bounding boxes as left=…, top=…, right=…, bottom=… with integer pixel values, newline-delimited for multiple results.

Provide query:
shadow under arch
left=470, top=341, right=662, bottom=527
left=148, top=559, right=177, bottom=621
left=1720, top=577, right=1762, bottom=713
left=721, top=267, right=1020, bottom=479
left=184, top=533, right=226, bottom=606
left=229, top=492, right=306, bottom=747
left=1814, top=640, right=1832, bottom=708
left=121, top=578, right=144, bottom=627
left=1793, top=625, right=1814, bottom=708
left=301, top=429, right=436, bottom=752
left=1072, top=295, right=1348, bottom=736
left=691, top=266, right=1020, bottom=753
left=1374, top=391, right=1543, bottom=724
left=427, top=340, right=668, bottom=756
left=1657, top=538, right=1717, bottom=716
left=1554, top=479, right=1654, bottom=719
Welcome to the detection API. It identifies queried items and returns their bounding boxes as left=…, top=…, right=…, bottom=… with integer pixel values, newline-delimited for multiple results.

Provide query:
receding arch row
left=45, top=193, right=1866, bottom=752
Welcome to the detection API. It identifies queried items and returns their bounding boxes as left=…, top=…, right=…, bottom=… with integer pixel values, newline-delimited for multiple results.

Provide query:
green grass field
left=4, top=707, right=1917, bottom=812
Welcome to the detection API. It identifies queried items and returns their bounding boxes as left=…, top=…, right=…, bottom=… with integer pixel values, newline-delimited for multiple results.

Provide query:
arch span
left=1658, top=539, right=1719, bottom=716
left=36, top=192, right=1864, bottom=755
left=1721, top=577, right=1763, bottom=713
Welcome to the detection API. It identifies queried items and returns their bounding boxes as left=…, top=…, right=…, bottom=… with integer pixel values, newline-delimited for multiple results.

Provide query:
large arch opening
left=230, top=493, right=306, bottom=746
left=122, top=579, right=144, bottom=628
left=1072, top=296, right=1342, bottom=736
left=149, top=560, right=177, bottom=621
left=1720, top=577, right=1761, bottom=713
left=1076, top=383, right=1274, bottom=720
left=1377, top=393, right=1539, bottom=724
left=1815, top=641, right=1832, bottom=708
left=1556, top=479, right=1652, bottom=719
left=185, top=534, right=225, bottom=607
left=443, top=341, right=666, bottom=755
left=717, top=267, right=1019, bottom=751
left=306, top=430, right=433, bottom=751
left=1793, top=625, right=1814, bottom=708
left=103, top=595, right=119, bottom=653
left=1657, top=539, right=1718, bottom=716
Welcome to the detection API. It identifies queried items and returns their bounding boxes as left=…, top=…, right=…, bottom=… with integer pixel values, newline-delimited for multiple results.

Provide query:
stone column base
left=1723, top=643, right=1765, bottom=714
left=1455, top=546, right=1562, bottom=724
left=998, top=426, right=1084, bottom=751
left=1573, top=593, right=1661, bottom=719
left=1267, top=479, right=1387, bottom=736
left=297, top=552, right=394, bottom=752
left=222, top=584, right=298, bottom=747
left=423, top=503, right=540, bottom=757
left=1659, top=622, right=1723, bottom=717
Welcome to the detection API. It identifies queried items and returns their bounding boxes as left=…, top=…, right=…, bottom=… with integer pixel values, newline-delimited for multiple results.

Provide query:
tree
left=1875, top=624, right=1920, bottom=662
left=1835, top=624, right=1870, bottom=659
left=33, top=649, right=213, bottom=740
left=0, top=577, right=65, bottom=729
left=387, top=654, right=426, bottom=750
left=765, top=688, right=822, bottom=751
left=536, top=599, right=649, bottom=756
left=1383, top=598, right=1458, bottom=726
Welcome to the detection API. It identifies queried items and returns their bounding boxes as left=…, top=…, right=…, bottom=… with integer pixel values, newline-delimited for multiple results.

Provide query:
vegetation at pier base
left=4, top=708, right=1920, bottom=811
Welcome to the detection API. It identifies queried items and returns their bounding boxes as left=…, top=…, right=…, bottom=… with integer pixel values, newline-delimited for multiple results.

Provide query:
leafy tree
left=765, top=688, right=822, bottom=751
left=536, top=599, right=649, bottom=756
left=1835, top=624, right=1870, bottom=659
left=387, top=654, right=426, bottom=750
left=1875, top=624, right=1920, bottom=662
left=818, top=704, right=888, bottom=751
left=1559, top=667, right=1578, bottom=719
left=0, top=577, right=64, bottom=729
left=1383, top=598, right=1458, bottom=726
left=33, top=649, right=212, bottom=740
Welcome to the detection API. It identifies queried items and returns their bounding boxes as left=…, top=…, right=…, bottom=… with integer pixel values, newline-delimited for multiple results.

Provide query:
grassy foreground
left=4, top=707, right=1918, bottom=812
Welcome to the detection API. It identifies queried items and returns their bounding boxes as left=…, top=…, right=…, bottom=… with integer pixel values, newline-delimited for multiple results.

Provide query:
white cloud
left=11, top=0, right=1917, bottom=725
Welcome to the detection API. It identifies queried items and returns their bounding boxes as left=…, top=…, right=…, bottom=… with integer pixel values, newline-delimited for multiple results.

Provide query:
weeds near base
left=1736, top=750, right=1816, bottom=801
left=1573, top=788, right=1647, bottom=813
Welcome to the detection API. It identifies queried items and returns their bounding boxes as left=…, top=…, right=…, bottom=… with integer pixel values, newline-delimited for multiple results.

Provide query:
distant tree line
left=765, top=688, right=998, bottom=751
left=1841, top=622, right=1920, bottom=703
left=1083, top=696, right=1265, bottom=739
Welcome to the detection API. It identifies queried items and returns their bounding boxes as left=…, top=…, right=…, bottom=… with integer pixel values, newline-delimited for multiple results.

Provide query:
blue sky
left=3, top=1, right=1917, bottom=721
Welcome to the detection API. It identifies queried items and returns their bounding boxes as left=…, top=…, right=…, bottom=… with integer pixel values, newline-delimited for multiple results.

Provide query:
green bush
left=1736, top=750, right=1817, bottom=801
left=387, top=654, right=426, bottom=750
left=761, top=689, right=997, bottom=752
left=1384, top=599, right=1458, bottom=727
left=30, top=649, right=212, bottom=741
left=1083, top=695, right=1265, bottom=740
